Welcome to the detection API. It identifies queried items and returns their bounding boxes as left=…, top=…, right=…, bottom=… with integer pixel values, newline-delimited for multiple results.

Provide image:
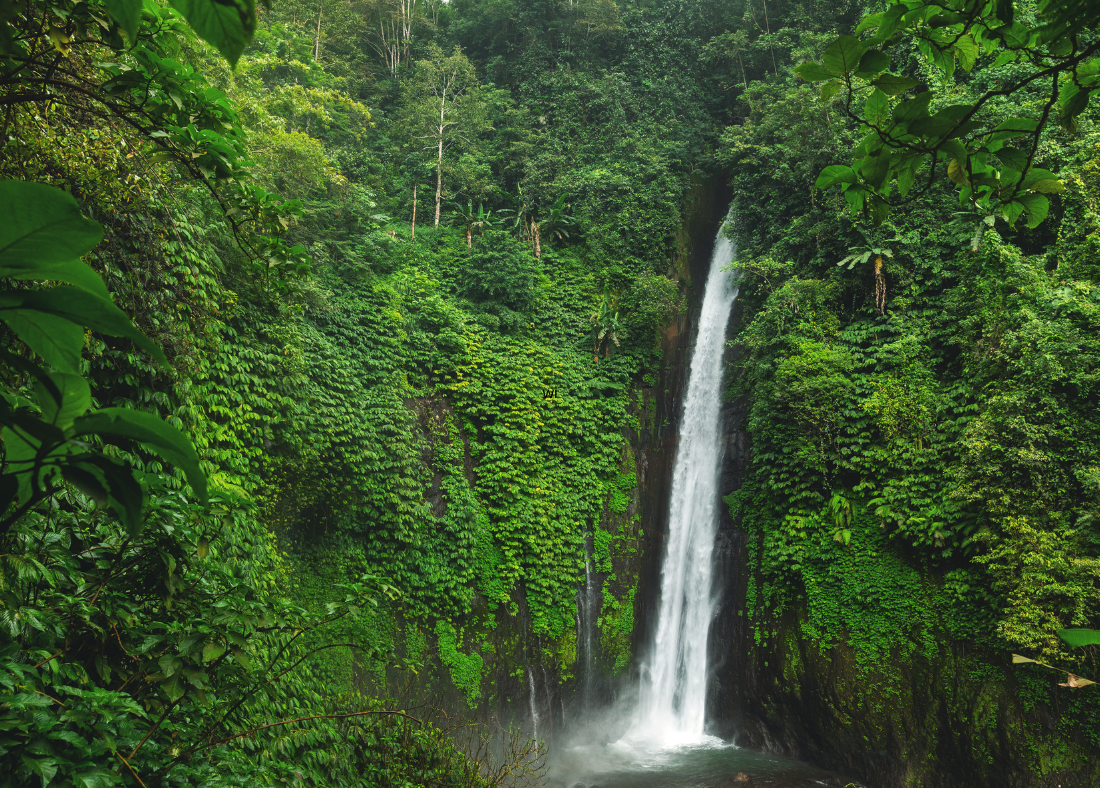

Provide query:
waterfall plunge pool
left=547, top=738, right=856, bottom=788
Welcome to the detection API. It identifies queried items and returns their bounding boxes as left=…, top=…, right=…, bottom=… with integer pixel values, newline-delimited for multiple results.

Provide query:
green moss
left=598, top=580, right=635, bottom=675
left=557, top=626, right=578, bottom=680
left=435, top=620, right=484, bottom=708
left=593, top=529, right=613, bottom=573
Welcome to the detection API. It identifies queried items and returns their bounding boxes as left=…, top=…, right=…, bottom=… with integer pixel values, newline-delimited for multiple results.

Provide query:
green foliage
left=593, top=529, right=613, bottom=573
left=799, top=0, right=1100, bottom=228
left=169, top=0, right=257, bottom=65
left=978, top=517, right=1100, bottom=657
left=722, top=19, right=1100, bottom=783
left=435, top=621, right=484, bottom=708
left=0, top=181, right=205, bottom=538
left=445, top=329, right=637, bottom=637
left=453, top=230, right=540, bottom=329
left=598, top=582, right=635, bottom=675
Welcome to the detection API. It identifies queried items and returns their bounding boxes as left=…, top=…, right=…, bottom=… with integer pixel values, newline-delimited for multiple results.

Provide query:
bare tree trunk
left=875, top=256, right=886, bottom=314
left=533, top=223, right=541, bottom=258
left=466, top=227, right=471, bottom=247
left=434, top=135, right=443, bottom=226
left=411, top=181, right=417, bottom=240
left=434, top=88, right=446, bottom=226
left=313, top=0, right=324, bottom=60
left=762, top=0, right=777, bottom=77
left=401, top=0, right=415, bottom=67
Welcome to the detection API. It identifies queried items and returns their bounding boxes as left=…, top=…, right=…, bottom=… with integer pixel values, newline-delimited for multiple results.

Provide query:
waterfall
left=632, top=216, right=738, bottom=744
left=528, top=669, right=541, bottom=748
left=576, top=539, right=599, bottom=709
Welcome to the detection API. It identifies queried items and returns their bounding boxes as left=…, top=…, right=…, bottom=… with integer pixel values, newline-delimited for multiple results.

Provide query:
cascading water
left=631, top=216, right=738, bottom=744
left=576, top=535, right=600, bottom=710
left=528, top=669, right=541, bottom=748
left=552, top=221, right=839, bottom=785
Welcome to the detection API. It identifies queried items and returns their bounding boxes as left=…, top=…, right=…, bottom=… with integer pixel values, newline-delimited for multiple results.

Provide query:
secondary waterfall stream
left=631, top=215, right=738, bottom=743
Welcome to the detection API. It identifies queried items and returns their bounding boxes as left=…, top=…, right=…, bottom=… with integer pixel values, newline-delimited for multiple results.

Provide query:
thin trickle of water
left=541, top=664, right=556, bottom=737
left=632, top=216, right=738, bottom=744
left=528, top=669, right=541, bottom=748
left=576, top=536, right=600, bottom=710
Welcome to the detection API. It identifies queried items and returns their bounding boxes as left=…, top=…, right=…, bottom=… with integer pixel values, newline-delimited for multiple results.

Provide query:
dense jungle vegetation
left=1, top=0, right=1100, bottom=784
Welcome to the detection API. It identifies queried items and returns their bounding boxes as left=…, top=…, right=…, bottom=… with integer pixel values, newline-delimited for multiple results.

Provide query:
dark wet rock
left=732, top=774, right=754, bottom=785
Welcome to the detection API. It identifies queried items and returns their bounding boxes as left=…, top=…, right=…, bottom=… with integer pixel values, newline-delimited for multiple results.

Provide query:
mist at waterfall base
left=545, top=221, right=849, bottom=788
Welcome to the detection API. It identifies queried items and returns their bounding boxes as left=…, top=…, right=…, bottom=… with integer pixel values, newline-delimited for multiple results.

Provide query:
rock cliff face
left=383, top=176, right=1100, bottom=788
left=376, top=173, right=735, bottom=747
left=695, top=238, right=1100, bottom=788
left=382, top=178, right=1100, bottom=788
left=667, top=187, right=1100, bottom=788
left=716, top=599, right=1100, bottom=788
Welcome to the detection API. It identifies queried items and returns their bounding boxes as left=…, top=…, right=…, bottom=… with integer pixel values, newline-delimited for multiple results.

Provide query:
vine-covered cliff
left=3, top=0, right=1100, bottom=786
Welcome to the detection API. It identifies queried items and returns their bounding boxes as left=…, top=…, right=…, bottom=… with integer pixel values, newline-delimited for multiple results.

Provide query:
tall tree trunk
left=762, top=0, right=777, bottom=76
left=533, top=223, right=541, bottom=258
left=434, top=135, right=443, bottom=226
left=466, top=227, right=471, bottom=247
left=874, top=255, right=886, bottom=314
left=313, top=0, right=324, bottom=60
left=434, top=89, right=446, bottom=226
left=411, top=181, right=417, bottom=240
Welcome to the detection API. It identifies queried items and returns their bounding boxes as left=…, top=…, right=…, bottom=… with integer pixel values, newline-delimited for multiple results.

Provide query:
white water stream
left=629, top=217, right=738, bottom=745
left=551, top=221, right=841, bottom=786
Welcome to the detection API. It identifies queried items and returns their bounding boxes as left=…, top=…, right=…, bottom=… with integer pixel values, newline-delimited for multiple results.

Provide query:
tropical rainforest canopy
left=2, top=0, right=1100, bottom=784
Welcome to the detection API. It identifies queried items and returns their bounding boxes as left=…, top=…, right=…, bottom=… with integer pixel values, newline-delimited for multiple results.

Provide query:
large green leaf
left=102, top=0, right=144, bottom=40
left=5, top=260, right=109, bottom=298
left=0, top=181, right=103, bottom=271
left=0, top=310, right=85, bottom=373
left=821, top=79, right=844, bottom=102
left=895, top=153, right=922, bottom=196
left=815, top=165, right=858, bottom=190
left=1, top=424, right=44, bottom=506
left=953, top=34, right=979, bottom=72
left=0, top=287, right=168, bottom=369
left=169, top=0, right=256, bottom=66
left=871, top=73, right=921, bottom=96
left=821, top=36, right=865, bottom=76
left=73, top=408, right=208, bottom=504
left=1019, top=193, right=1049, bottom=228
left=893, top=91, right=934, bottom=122
left=36, top=372, right=90, bottom=430
left=861, top=148, right=892, bottom=189
left=63, top=454, right=145, bottom=535
left=795, top=62, right=838, bottom=82
left=865, top=89, right=891, bottom=128
left=856, top=49, right=891, bottom=77
left=1002, top=199, right=1026, bottom=225
left=1058, top=629, right=1100, bottom=648
left=855, top=12, right=885, bottom=34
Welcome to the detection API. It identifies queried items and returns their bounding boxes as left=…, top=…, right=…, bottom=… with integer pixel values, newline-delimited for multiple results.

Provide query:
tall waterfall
left=576, top=539, right=599, bottom=709
left=633, top=217, right=738, bottom=743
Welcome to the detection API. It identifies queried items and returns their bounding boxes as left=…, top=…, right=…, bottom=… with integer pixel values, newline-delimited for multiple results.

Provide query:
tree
left=0, top=0, right=307, bottom=279
left=796, top=0, right=1100, bottom=229
left=452, top=201, right=502, bottom=247
left=364, top=0, right=430, bottom=76
left=533, top=195, right=574, bottom=258
left=400, top=45, right=489, bottom=227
